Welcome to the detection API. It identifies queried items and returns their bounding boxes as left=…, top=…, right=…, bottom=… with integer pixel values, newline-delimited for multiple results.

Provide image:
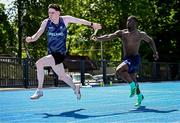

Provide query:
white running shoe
left=30, top=90, right=43, bottom=100
left=74, top=85, right=81, bottom=100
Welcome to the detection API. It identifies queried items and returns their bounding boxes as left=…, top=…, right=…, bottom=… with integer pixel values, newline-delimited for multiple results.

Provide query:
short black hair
left=48, top=4, right=61, bottom=12
left=128, top=15, right=138, bottom=23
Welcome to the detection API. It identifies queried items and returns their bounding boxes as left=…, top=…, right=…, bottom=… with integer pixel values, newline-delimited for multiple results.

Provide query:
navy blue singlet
left=46, top=17, right=67, bottom=55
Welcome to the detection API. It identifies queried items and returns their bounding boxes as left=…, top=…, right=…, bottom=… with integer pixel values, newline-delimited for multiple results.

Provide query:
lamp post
left=101, top=41, right=103, bottom=63
left=17, top=0, right=23, bottom=59
left=100, top=41, right=107, bottom=84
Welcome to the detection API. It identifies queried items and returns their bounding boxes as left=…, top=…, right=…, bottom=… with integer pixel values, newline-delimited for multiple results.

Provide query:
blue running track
left=0, top=81, right=180, bottom=123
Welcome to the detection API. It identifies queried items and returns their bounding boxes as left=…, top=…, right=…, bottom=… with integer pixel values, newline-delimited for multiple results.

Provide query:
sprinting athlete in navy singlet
left=25, top=4, right=102, bottom=100
left=46, top=17, right=67, bottom=64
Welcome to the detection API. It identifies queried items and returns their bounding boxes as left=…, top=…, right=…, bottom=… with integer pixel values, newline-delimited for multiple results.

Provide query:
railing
left=0, top=57, right=179, bottom=88
left=0, top=57, right=60, bottom=88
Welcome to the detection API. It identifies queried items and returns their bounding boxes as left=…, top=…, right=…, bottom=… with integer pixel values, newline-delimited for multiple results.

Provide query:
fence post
left=103, top=60, right=107, bottom=85
left=23, top=58, right=29, bottom=88
left=80, top=59, right=85, bottom=86
left=53, top=70, right=58, bottom=87
left=152, top=62, right=157, bottom=81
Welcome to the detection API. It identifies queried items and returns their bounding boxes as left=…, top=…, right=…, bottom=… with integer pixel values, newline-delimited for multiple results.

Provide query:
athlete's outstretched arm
left=142, top=32, right=159, bottom=60
left=62, top=15, right=102, bottom=30
left=92, top=30, right=122, bottom=42
left=25, top=19, right=48, bottom=43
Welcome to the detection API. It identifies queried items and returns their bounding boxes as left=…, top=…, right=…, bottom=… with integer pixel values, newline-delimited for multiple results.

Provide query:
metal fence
left=0, top=57, right=180, bottom=88
left=0, top=58, right=59, bottom=88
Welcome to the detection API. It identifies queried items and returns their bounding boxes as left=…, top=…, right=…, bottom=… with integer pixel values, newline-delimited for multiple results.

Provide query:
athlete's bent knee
left=35, top=61, right=44, bottom=70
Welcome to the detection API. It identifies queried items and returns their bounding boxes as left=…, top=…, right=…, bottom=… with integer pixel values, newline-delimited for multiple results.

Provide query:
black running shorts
left=51, top=52, right=66, bottom=65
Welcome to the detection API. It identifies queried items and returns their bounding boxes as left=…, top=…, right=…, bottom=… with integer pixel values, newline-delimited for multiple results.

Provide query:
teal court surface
left=0, top=81, right=180, bottom=123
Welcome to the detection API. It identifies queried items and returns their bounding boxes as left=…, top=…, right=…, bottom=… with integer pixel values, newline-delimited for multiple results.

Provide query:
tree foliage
left=1, top=0, right=180, bottom=62
left=0, top=3, right=16, bottom=55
